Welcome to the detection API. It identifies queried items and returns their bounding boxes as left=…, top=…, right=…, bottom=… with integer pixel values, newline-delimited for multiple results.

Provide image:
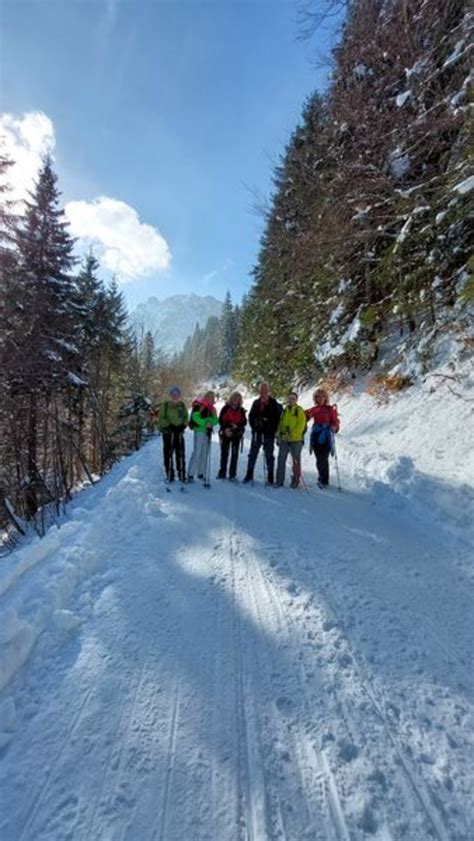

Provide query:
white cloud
left=0, top=111, right=55, bottom=205
left=65, top=196, right=171, bottom=282
left=1, top=110, right=171, bottom=283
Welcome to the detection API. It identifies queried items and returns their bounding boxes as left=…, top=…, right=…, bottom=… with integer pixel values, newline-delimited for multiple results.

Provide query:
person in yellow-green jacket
left=275, top=392, right=307, bottom=488
left=158, top=386, right=189, bottom=483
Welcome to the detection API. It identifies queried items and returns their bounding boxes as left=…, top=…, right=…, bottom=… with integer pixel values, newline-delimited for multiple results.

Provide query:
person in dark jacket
left=217, top=391, right=247, bottom=480
left=243, top=383, right=282, bottom=484
left=157, top=386, right=188, bottom=482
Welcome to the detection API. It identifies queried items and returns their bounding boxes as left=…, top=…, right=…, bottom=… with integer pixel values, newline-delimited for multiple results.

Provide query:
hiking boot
left=274, top=481, right=284, bottom=488
left=197, top=473, right=204, bottom=479
left=187, top=476, right=195, bottom=483
left=242, top=475, right=253, bottom=484
left=216, top=471, right=226, bottom=479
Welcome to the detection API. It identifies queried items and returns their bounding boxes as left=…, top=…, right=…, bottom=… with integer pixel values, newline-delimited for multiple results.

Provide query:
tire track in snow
left=155, top=679, right=181, bottom=841
left=273, top=538, right=453, bottom=841
left=228, top=515, right=270, bottom=841
left=232, top=529, right=349, bottom=841
left=235, top=478, right=459, bottom=841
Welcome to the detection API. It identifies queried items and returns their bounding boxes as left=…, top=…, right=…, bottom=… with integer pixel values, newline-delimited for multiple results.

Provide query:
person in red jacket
left=217, top=391, right=247, bottom=480
left=305, top=387, right=340, bottom=488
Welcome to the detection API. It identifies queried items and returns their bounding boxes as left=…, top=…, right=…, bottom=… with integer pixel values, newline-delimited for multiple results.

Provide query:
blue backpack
left=310, top=424, right=335, bottom=455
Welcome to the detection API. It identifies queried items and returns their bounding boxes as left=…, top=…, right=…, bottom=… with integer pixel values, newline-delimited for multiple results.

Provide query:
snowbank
left=298, top=354, right=474, bottom=546
left=0, top=455, right=165, bottom=697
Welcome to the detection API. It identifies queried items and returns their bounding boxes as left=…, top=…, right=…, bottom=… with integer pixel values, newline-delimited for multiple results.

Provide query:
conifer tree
left=219, top=291, right=237, bottom=373
left=11, top=157, right=78, bottom=516
left=236, top=0, right=472, bottom=387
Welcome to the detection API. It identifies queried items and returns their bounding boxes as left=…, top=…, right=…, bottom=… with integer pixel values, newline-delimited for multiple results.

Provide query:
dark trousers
left=246, top=432, right=275, bottom=481
left=314, top=442, right=330, bottom=485
left=162, top=430, right=186, bottom=481
left=220, top=435, right=241, bottom=478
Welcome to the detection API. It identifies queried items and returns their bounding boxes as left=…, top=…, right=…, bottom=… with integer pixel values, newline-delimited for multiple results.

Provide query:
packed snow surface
left=0, top=404, right=473, bottom=839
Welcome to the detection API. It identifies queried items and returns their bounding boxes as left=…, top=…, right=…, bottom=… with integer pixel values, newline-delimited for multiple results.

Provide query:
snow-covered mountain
left=131, top=293, right=223, bottom=356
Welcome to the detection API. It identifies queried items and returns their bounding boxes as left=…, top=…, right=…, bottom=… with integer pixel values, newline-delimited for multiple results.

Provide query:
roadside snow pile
left=301, top=353, right=473, bottom=544
left=0, top=455, right=165, bottom=698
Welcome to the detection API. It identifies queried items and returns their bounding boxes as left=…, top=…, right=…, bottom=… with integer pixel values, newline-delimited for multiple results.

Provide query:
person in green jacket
left=158, top=386, right=189, bottom=482
left=275, top=392, right=307, bottom=488
left=187, top=391, right=219, bottom=481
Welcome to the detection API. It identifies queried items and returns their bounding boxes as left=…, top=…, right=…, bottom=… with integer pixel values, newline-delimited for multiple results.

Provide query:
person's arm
left=271, top=399, right=283, bottom=434
left=277, top=408, right=286, bottom=439
left=219, top=406, right=227, bottom=426
left=330, top=406, right=340, bottom=432
left=178, top=403, right=189, bottom=431
left=296, top=408, right=307, bottom=440
left=248, top=400, right=258, bottom=430
left=191, top=409, right=208, bottom=430
left=157, top=402, right=167, bottom=431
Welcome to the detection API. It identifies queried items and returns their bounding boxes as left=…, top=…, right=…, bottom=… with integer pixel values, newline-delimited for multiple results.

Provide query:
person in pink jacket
left=187, top=391, right=218, bottom=481
left=305, top=387, right=340, bottom=488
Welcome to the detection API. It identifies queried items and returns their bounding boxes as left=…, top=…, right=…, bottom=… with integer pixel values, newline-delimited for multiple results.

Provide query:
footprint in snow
left=275, top=696, right=294, bottom=714
left=338, top=739, right=359, bottom=762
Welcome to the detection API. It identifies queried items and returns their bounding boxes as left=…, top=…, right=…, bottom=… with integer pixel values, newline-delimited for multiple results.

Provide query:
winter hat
left=169, top=385, right=181, bottom=396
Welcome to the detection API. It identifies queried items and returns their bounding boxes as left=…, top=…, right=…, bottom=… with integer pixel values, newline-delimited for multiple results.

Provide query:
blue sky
left=1, top=0, right=340, bottom=309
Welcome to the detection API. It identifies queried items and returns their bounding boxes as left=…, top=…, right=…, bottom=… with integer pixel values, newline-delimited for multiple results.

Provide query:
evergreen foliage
left=235, top=0, right=472, bottom=390
left=0, top=157, right=166, bottom=536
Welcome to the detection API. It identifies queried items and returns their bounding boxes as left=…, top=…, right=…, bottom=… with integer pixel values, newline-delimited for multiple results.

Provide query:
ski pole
left=298, top=459, right=310, bottom=493
left=333, top=436, right=342, bottom=492
left=204, top=429, right=212, bottom=488
left=262, top=435, right=268, bottom=489
left=250, top=431, right=256, bottom=486
left=178, top=431, right=186, bottom=484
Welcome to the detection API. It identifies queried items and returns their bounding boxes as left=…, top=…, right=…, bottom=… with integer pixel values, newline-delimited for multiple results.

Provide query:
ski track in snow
left=0, top=435, right=473, bottom=841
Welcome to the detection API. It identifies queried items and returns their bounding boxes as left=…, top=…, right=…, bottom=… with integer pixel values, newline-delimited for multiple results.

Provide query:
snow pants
left=162, top=429, right=186, bottom=481
left=276, top=441, right=303, bottom=486
left=246, top=432, right=275, bottom=482
left=314, top=442, right=330, bottom=486
left=188, top=432, right=211, bottom=478
left=219, top=435, right=241, bottom=478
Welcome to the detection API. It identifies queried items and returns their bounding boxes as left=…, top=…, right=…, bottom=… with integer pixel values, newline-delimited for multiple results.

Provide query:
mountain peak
left=131, top=293, right=223, bottom=356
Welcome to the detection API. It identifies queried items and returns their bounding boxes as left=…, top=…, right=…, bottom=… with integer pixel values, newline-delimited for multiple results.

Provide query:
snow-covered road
left=1, top=437, right=473, bottom=840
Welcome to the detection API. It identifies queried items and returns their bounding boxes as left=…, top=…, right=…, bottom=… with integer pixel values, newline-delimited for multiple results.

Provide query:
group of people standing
left=156, top=382, right=340, bottom=489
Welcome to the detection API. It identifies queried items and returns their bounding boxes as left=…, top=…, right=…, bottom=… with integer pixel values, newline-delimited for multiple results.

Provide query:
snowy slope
left=0, top=429, right=473, bottom=840
left=297, top=352, right=474, bottom=547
